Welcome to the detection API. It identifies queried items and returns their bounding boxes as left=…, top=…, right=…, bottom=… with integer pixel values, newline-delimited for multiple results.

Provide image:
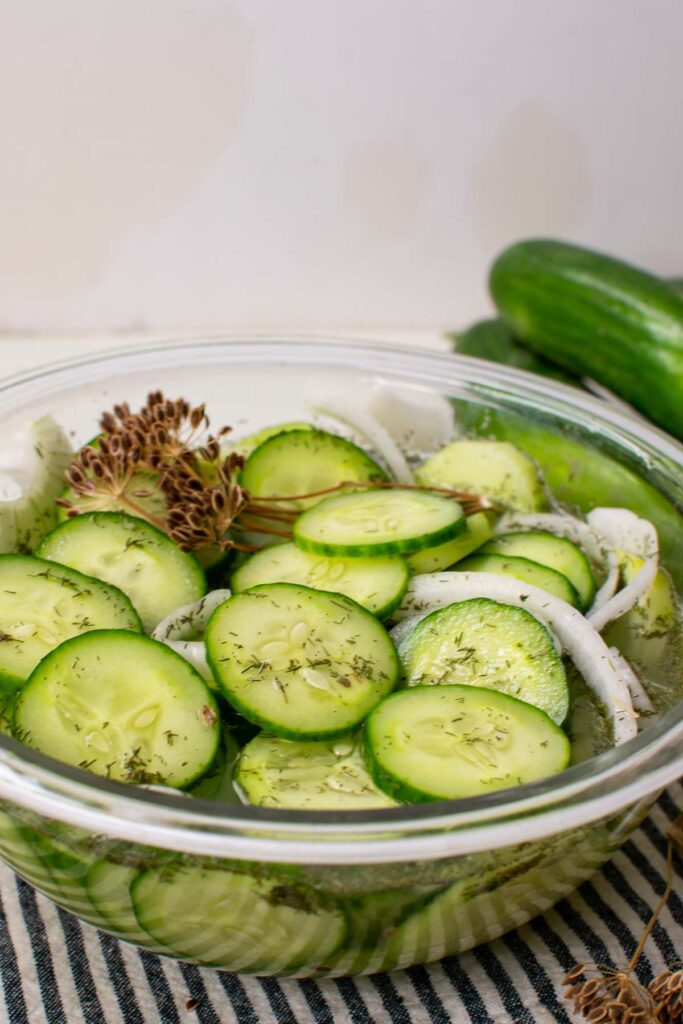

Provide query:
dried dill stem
left=60, top=391, right=490, bottom=556
left=562, top=813, right=683, bottom=1023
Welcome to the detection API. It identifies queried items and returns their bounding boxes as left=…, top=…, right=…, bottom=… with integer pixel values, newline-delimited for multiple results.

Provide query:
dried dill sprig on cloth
left=59, top=391, right=489, bottom=556
left=562, top=814, right=683, bottom=1023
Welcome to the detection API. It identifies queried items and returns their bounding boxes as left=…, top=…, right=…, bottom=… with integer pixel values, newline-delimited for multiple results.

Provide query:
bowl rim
left=0, top=336, right=682, bottom=864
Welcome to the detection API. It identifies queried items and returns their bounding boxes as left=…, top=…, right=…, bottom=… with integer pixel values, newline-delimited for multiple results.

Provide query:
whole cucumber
left=451, top=318, right=578, bottom=385
left=489, top=239, right=683, bottom=440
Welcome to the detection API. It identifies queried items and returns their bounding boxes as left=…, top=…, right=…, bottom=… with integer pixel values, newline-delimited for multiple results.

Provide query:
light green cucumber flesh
left=240, top=428, right=387, bottom=513
left=131, top=866, right=347, bottom=973
left=482, top=531, right=595, bottom=609
left=235, top=731, right=397, bottom=810
left=365, top=684, right=570, bottom=802
left=293, top=489, right=465, bottom=557
left=14, top=630, right=220, bottom=787
left=399, top=597, right=568, bottom=724
left=206, top=583, right=399, bottom=739
left=37, top=511, right=206, bottom=633
left=0, top=554, right=141, bottom=693
left=406, top=511, right=493, bottom=574
left=414, top=439, right=547, bottom=513
left=456, top=552, right=580, bottom=607
left=231, top=541, right=408, bottom=618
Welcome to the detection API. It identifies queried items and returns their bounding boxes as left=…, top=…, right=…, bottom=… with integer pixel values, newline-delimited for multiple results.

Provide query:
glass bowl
left=0, top=338, right=682, bottom=978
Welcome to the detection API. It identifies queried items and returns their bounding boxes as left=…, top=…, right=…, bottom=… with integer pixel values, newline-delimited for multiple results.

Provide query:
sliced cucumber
left=0, top=415, right=73, bottom=552
left=0, top=691, right=13, bottom=734
left=86, top=860, right=173, bottom=949
left=206, top=583, right=399, bottom=740
left=456, top=553, right=580, bottom=607
left=0, top=554, right=142, bottom=693
left=37, top=512, right=206, bottom=633
left=399, top=598, right=568, bottom=724
left=483, top=531, right=595, bottom=609
left=365, top=685, right=570, bottom=802
left=240, top=428, right=386, bottom=512
left=406, top=511, right=493, bottom=574
left=14, top=630, right=220, bottom=787
left=131, top=865, right=347, bottom=973
left=293, top=489, right=465, bottom=558
left=231, top=542, right=408, bottom=618
left=223, top=421, right=313, bottom=460
left=414, top=440, right=547, bottom=512
left=235, top=731, right=398, bottom=810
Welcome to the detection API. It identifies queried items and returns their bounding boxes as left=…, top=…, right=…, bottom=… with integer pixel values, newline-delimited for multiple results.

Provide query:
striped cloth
left=0, top=785, right=680, bottom=1024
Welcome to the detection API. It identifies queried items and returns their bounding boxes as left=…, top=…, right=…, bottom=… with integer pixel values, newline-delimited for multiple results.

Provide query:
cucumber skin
left=490, top=239, right=683, bottom=439
left=294, top=512, right=466, bottom=559
left=452, top=319, right=577, bottom=386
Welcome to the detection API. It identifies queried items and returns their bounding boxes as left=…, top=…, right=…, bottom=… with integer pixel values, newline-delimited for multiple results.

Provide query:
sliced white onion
left=161, top=639, right=213, bottom=683
left=608, top=647, right=654, bottom=717
left=363, top=386, right=457, bottom=451
left=586, top=509, right=659, bottom=633
left=152, top=589, right=232, bottom=642
left=396, top=572, right=638, bottom=745
left=308, top=400, right=414, bottom=483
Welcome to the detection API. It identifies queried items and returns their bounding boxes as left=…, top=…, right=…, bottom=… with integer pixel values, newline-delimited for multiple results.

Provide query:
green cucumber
left=235, top=731, right=397, bottom=810
left=489, top=239, right=683, bottom=439
left=415, top=440, right=547, bottom=513
left=399, top=597, right=568, bottom=724
left=231, top=542, right=408, bottom=618
left=293, top=489, right=465, bottom=557
left=406, top=511, right=493, bottom=575
left=222, top=421, right=313, bottom=460
left=206, top=583, right=399, bottom=739
left=456, top=553, right=580, bottom=607
left=0, top=554, right=141, bottom=692
left=452, top=318, right=577, bottom=385
left=14, top=630, right=220, bottom=788
left=482, top=531, right=595, bottom=609
left=37, top=512, right=206, bottom=632
left=131, top=865, right=347, bottom=973
left=365, top=685, right=570, bottom=802
left=240, top=428, right=386, bottom=512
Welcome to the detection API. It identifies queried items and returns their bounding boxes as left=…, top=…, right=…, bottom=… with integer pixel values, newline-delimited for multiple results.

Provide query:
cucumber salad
left=0, top=391, right=679, bottom=811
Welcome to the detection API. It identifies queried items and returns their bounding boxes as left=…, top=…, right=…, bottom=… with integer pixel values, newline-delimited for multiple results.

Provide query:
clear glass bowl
left=0, top=339, right=682, bottom=977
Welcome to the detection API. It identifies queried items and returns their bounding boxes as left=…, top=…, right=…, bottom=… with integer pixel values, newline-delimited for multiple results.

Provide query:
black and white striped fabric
left=0, top=784, right=680, bottom=1024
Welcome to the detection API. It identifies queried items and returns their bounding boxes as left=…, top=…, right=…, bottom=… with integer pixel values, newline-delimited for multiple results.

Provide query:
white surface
left=0, top=1, right=682, bottom=334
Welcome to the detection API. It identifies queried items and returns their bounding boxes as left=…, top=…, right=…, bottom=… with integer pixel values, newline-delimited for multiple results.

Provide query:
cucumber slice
left=0, top=415, right=73, bottom=552
left=483, top=531, right=595, bottom=609
left=223, top=421, right=312, bottom=460
left=14, top=630, right=220, bottom=787
left=456, top=553, right=581, bottom=607
left=415, top=440, right=547, bottom=513
left=231, top=542, right=408, bottom=618
left=406, top=511, right=493, bottom=574
left=131, top=865, right=347, bottom=973
left=293, top=489, right=465, bottom=557
left=240, top=428, right=386, bottom=512
left=399, top=598, right=568, bottom=724
left=206, top=583, right=399, bottom=740
left=0, top=692, right=13, bottom=735
left=87, top=860, right=173, bottom=949
left=37, top=512, right=206, bottom=633
left=0, top=554, right=142, bottom=693
left=235, top=731, right=398, bottom=810
left=365, top=685, right=570, bottom=802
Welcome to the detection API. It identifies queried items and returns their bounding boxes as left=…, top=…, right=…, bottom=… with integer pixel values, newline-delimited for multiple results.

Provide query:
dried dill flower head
left=562, top=815, right=683, bottom=1024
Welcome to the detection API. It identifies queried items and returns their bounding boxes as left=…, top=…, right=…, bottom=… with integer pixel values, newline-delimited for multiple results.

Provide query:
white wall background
left=1, top=0, right=681, bottom=335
